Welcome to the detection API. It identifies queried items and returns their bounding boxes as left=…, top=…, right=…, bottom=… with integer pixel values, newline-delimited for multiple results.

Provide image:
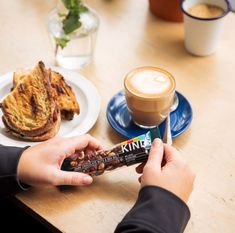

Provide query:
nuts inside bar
left=69, top=145, right=124, bottom=176
left=61, top=128, right=161, bottom=176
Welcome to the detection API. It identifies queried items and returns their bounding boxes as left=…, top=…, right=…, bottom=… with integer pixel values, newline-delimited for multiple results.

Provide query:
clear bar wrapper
left=61, top=128, right=161, bottom=176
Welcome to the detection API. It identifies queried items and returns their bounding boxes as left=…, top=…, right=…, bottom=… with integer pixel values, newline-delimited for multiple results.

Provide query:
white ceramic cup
left=181, top=0, right=231, bottom=56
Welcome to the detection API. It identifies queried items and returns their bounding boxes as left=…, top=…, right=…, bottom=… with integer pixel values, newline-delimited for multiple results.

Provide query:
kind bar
left=61, top=128, right=161, bottom=176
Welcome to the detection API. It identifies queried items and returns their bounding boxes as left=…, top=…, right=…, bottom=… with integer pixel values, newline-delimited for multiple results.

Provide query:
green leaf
left=58, top=12, right=67, bottom=17
left=78, top=5, right=88, bottom=13
left=62, top=13, right=81, bottom=34
left=58, top=0, right=88, bottom=48
left=62, top=0, right=79, bottom=10
left=55, top=37, right=70, bottom=49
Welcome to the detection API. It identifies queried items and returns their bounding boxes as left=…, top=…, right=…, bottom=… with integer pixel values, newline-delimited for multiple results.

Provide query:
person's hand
left=17, top=134, right=103, bottom=187
left=136, top=139, right=195, bottom=203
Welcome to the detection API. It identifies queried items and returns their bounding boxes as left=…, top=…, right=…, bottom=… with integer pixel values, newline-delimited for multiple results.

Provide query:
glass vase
left=48, top=1, right=99, bottom=69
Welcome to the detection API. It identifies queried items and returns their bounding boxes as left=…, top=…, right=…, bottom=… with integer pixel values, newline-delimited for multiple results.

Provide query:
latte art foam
left=130, top=70, right=171, bottom=95
left=125, top=67, right=175, bottom=98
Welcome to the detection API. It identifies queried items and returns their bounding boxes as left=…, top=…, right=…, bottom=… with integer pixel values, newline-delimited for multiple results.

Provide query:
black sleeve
left=0, top=145, right=28, bottom=198
left=115, top=186, right=190, bottom=233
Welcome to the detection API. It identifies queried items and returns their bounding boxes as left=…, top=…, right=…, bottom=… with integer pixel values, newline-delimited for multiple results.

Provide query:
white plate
left=0, top=67, right=100, bottom=147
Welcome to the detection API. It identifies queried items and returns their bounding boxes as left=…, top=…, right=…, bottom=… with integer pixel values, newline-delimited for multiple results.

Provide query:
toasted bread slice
left=2, top=106, right=61, bottom=141
left=1, top=61, right=60, bottom=138
left=13, top=69, right=31, bottom=88
left=50, top=71, right=80, bottom=120
left=13, top=69, right=80, bottom=120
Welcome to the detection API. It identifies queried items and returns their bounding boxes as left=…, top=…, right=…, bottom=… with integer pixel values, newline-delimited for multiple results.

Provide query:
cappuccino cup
left=124, top=67, right=176, bottom=128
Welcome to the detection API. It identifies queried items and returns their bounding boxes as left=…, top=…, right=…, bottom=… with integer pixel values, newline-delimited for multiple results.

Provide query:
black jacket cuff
left=0, top=145, right=29, bottom=198
left=115, top=186, right=190, bottom=233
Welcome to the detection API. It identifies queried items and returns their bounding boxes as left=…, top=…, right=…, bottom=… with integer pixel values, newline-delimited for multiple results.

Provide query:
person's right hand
left=136, top=139, right=195, bottom=203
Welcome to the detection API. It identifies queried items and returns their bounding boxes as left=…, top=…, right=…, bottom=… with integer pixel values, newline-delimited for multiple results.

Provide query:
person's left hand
left=17, top=134, right=103, bottom=187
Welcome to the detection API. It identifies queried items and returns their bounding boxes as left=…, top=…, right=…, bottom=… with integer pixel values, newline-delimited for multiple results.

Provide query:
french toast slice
left=1, top=61, right=60, bottom=138
left=13, top=69, right=80, bottom=120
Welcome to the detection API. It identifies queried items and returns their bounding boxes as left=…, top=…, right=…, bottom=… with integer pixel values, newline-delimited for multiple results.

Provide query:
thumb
left=54, top=170, right=93, bottom=186
left=146, top=138, right=164, bottom=171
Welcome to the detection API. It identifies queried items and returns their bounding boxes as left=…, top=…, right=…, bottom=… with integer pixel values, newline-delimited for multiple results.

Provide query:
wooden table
left=1, top=0, right=235, bottom=232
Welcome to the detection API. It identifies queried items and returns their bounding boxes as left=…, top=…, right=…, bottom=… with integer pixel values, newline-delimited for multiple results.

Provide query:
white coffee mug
left=181, top=0, right=232, bottom=56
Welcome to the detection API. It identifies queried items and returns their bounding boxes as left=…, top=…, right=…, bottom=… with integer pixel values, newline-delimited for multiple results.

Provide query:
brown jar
left=149, top=0, right=183, bottom=22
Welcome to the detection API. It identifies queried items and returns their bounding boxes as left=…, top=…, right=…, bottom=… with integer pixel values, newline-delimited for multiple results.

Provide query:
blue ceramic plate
left=106, top=90, right=193, bottom=139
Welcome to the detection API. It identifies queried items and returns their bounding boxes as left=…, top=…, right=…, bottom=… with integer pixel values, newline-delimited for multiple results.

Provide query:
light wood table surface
left=1, top=0, right=235, bottom=232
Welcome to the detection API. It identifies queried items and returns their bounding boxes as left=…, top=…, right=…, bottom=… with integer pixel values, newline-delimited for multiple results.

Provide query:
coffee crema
left=124, top=67, right=175, bottom=98
left=188, top=4, right=224, bottom=18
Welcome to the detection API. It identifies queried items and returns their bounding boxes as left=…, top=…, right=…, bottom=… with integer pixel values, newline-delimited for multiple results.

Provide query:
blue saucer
left=106, top=90, right=193, bottom=139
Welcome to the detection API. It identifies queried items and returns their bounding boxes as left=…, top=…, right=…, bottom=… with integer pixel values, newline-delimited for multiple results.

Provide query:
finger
left=64, top=151, right=82, bottom=160
left=136, top=162, right=146, bottom=174
left=54, top=170, right=93, bottom=186
left=70, top=134, right=103, bottom=151
left=84, top=148, right=96, bottom=156
left=161, top=157, right=167, bottom=167
left=163, top=144, right=181, bottom=163
left=145, top=138, right=164, bottom=171
left=61, top=135, right=103, bottom=157
left=69, top=151, right=83, bottom=160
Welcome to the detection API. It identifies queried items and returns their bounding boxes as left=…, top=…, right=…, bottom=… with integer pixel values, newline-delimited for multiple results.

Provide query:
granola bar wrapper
left=61, top=128, right=161, bottom=176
